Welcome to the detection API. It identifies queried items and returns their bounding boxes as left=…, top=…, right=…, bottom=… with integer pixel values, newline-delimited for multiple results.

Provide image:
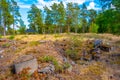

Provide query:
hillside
left=0, top=33, right=120, bottom=80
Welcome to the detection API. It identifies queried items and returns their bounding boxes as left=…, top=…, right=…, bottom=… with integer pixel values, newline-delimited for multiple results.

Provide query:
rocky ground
left=0, top=33, right=120, bottom=80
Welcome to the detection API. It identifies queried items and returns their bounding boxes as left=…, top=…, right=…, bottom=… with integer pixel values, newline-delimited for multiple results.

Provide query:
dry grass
left=0, top=33, right=120, bottom=80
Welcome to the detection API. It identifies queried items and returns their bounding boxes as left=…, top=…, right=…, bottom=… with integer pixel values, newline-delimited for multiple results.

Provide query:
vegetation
left=0, top=0, right=120, bottom=36
left=0, top=0, right=120, bottom=79
left=0, top=33, right=120, bottom=80
left=8, top=35, right=15, bottom=40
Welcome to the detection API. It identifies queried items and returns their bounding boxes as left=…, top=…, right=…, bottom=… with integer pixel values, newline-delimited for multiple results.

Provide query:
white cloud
left=37, top=0, right=60, bottom=9
left=37, top=0, right=86, bottom=9
left=87, top=1, right=100, bottom=10
left=18, top=0, right=100, bottom=10
left=87, top=1, right=95, bottom=9
left=18, top=0, right=87, bottom=9
left=18, top=2, right=31, bottom=8
left=64, top=0, right=86, bottom=4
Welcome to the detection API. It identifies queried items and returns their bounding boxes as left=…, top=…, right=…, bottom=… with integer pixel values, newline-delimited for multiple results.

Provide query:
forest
left=0, top=0, right=120, bottom=36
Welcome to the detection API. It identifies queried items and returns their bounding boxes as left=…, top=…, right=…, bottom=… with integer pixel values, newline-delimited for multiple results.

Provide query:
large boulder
left=14, top=58, right=38, bottom=74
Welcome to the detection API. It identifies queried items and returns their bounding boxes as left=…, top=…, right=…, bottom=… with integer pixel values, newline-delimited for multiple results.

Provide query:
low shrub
left=39, top=56, right=64, bottom=73
left=65, top=49, right=79, bottom=60
left=40, top=56, right=54, bottom=62
left=63, top=62, right=71, bottom=69
left=0, top=34, right=2, bottom=39
left=8, top=35, right=15, bottom=40
left=2, top=43, right=10, bottom=48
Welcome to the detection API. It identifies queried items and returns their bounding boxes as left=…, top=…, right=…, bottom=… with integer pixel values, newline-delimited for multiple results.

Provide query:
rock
left=63, top=57, right=68, bottom=62
left=0, top=50, right=4, bottom=54
left=0, top=50, right=4, bottom=59
left=0, top=55, right=4, bottom=58
left=15, top=55, right=34, bottom=63
left=99, top=45, right=111, bottom=52
left=0, top=39, right=7, bottom=42
left=94, top=39, right=102, bottom=48
left=14, top=58, right=38, bottom=74
left=38, top=64, right=55, bottom=74
left=70, top=61, right=76, bottom=66
left=66, top=65, right=72, bottom=73
left=39, top=40, right=46, bottom=43
left=93, top=48, right=101, bottom=54
left=111, top=53, right=120, bottom=57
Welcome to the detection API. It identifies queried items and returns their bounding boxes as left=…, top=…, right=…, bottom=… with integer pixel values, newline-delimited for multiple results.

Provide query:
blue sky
left=17, top=0, right=101, bottom=27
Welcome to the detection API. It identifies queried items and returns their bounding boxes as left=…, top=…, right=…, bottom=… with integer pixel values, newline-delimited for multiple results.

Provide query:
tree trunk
left=3, top=24, right=6, bottom=36
left=68, top=26, right=70, bottom=33
left=42, top=27, right=46, bottom=34
left=75, top=27, right=78, bottom=33
left=59, top=26, right=61, bottom=33
left=60, top=27, right=63, bottom=33
left=54, top=25, right=57, bottom=34
left=13, top=11, right=15, bottom=35
left=1, top=11, right=6, bottom=36
left=82, top=26, right=85, bottom=33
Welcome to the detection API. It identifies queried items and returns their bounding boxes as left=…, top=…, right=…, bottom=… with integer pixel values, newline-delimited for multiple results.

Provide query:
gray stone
left=39, top=40, right=46, bottom=43
left=66, top=65, right=72, bottom=73
left=0, top=39, right=7, bottom=42
left=14, top=58, right=38, bottom=74
left=0, top=50, right=4, bottom=54
left=70, top=61, right=76, bottom=66
left=0, top=55, right=4, bottom=58
left=94, top=39, right=102, bottom=48
left=15, top=55, right=34, bottom=63
left=38, top=64, right=55, bottom=74
left=63, top=57, right=68, bottom=62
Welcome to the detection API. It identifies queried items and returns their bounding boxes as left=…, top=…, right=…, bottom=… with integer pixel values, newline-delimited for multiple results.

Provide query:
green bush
left=65, top=49, right=79, bottom=60
left=2, top=43, right=10, bottom=48
left=63, top=62, right=71, bottom=69
left=41, top=56, right=54, bottom=62
left=40, top=56, right=64, bottom=73
left=89, top=23, right=99, bottom=33
left=8, top=35, right=15, bottom=40
left=71, top=36, right=82, bottom=47
left=55, top=65, right=63, bottom=73
left=40, top=56, right=58, bottom=66
left=0, top=34, right=2, bottom=39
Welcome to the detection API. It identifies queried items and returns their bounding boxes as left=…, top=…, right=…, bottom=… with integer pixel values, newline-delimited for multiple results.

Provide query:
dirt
left=0, top=33, right=120, bottom=80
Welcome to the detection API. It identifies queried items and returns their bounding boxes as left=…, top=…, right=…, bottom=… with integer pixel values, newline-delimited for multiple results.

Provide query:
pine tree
left=28, top=4, right=43, bottom=33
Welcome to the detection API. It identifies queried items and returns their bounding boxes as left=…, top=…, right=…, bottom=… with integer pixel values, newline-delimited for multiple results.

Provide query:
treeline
left=0, top=0, right=120, bottom=35
left=0, top=0, right=25, bottom=36
left=27, top=2, right=98, bottom=34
